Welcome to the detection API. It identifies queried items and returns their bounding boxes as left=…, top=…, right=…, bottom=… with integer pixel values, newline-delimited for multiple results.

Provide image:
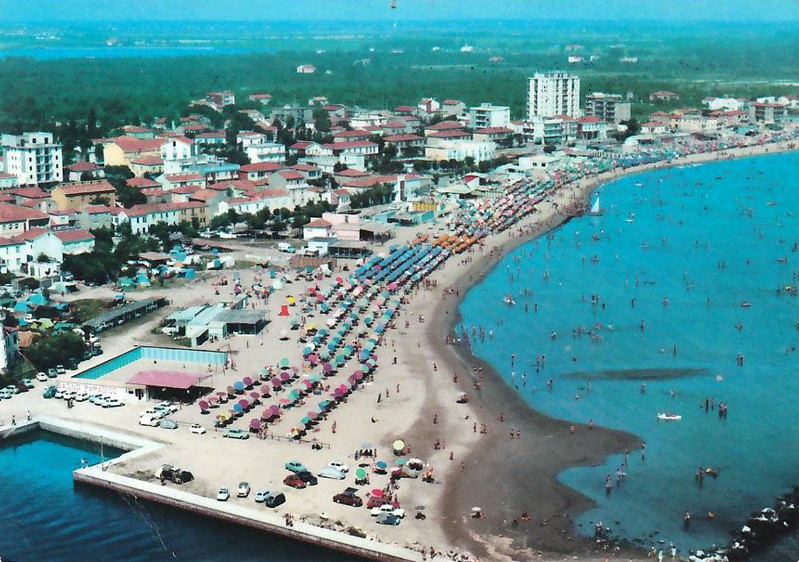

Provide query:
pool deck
left=1, top=416, right=423, bottom=562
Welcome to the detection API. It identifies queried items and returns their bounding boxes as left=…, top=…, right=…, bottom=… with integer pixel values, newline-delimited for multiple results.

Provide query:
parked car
left=159, top=419, right=179, bottom=430
left=284, top=460, right=307, bottom=474
left=295, top=471, right=318, bottom=486
left=318, top=467, right=346, bottom=480
left=283, top=474, right=307, bottom=489
left=333, top=492, right=363, bottom=507
left=56, top=365, right=66, bottom=375
left=367, top=495, right=391, bottom=509
left=21, top=378, right=35, bottom=389
left=216, top=488, right=230, bottom=501
left=3, top=385, right=19, bottom=395
left=46, top=368, right=58, bottom=378
left=237, top=482, right=251, bottom=498
left=264, top=492, right=286, bottom=508
left=43, top=385, right=57, bottom=398
left=327, top=461, right=350, bottom=473
left=75, top=391, right=89, bottom=402
left=0, top=389, right=12, bottom=400
left=103, top=397, right=123, bottom=408
left=156, top=401, right=179, bottom=413
left=61, top=390, right=76, bottom=400
left=14, top=381, right=29, bottom=393
left=376, top=512, right=401, bottom=526
left=371, top=504, right=405, bottom=518
left=223, top=428, right=250, bottom=439
left=254, top=489, right=270, bottom=503
left=144, top=409, right=166, bottom=419
left=189, top=424, right=206, bottom=435
left=139, top=415, right=160, bottom=427
left=36, top=372, right=48, bottom=382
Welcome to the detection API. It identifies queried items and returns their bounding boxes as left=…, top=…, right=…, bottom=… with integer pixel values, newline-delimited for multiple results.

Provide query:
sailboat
left=587, top=197, right=602, bottom=216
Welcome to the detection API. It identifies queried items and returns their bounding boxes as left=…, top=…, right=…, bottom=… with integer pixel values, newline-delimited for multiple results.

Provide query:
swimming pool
left=74, top=346, right=228, bottom=380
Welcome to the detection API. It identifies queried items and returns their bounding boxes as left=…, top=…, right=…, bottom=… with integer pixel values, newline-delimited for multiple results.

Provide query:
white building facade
left=526, top=72, right=581, bottom=119
left=1, top=132, right=63, bottom=186
left=468, top=103, right=511, bottom=129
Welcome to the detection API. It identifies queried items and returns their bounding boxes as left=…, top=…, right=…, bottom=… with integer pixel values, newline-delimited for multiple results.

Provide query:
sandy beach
left=2, top=138, right=796, bottom=562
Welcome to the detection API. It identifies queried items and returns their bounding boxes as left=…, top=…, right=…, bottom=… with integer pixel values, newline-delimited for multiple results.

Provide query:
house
left=332, top=130, right=372, bottom=143
left=205, top=90, right=236, bottom=110
left=238, top=162, right=286, bottom=181
left=48, top=209, right=75, bottom=229
left=472, top=127, right=514, bottom=143
left=425, top=139, right=496, bottom=163
left=125, top=202, right=208, bottom=235
left=102, top=136, right=165, bottom=167
left=0, top=237, right=26, bottom=273
left=332, top=188, right=351, bottom=211
left=649, top=90, right=680, bottom=102
left=341, top=173, right=427, bottom=202
left=417, top=98, right=440, bottom=115
left=0, top=172, right=19, bottom=189
left=748, top=102, right=788, bottom=124
left=383, top=134, right=426, bottom=155
left=0, top=326, right=19, bottom=373
left=640, top=121, right=669, bottom=135
left=9, top=187, right=52, bottom=212
left=296, top=64, right=316, bottom=74
left=290, top=163, right=322, bottom=182
left=249, top=93, right=273, bottom=105
left=160, top=136, right=197, bottom=172
left=320, top=141, right=379, bottom=158
left=194, top=131, right=227, bottom=147
left=468, top=103, right=511, bottom=129
left=334, top=168, right=370, bottom=184
left=236, top=131, right=268, bottom=147
left=121, top=126, right=156, bottom=139
left=709, top=110, right=748, bottom=128
left=157, top=173, right=206, bottom=191
left=75, top=205, right=119, bottom=230
left=576, top=116, right=608, bottom=140
left=423, top=121, right=464, bottom=137
left=244, top=142, right=285, bottom=164
left=129, top=156, right=164, bottom=177
left=303, top=218, right=332, bottom=240
left=441, top=100, right=466, bottom=117
left=51, top=180, right=116, bottom=211
left=66, top=161, right=105, bottom=182
left=288, top=141, right=319, bottom=158
left=54, top=228, right=96, bottom=255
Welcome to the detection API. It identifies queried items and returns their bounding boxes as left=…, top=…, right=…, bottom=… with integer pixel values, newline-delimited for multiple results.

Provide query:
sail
left=590, top=198, right=600, bottom=214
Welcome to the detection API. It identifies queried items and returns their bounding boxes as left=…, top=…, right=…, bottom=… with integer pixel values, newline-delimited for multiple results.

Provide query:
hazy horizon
left=1, top=0, right=798, bottom=23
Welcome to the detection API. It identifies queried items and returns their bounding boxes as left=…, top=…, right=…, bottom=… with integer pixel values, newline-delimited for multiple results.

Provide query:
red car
left=366, top=496, right=391, bottom=509
left=333, top=493, right=363, bottom=507
left=283, top=474, right=307, bottom=489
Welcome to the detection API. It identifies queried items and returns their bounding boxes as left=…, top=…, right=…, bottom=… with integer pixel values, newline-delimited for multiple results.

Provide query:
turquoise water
left=460, top=152, right=799, bottom=556
left=75, top=346, right=228, bottom=379
left=0, top=432, right=356, bottom=561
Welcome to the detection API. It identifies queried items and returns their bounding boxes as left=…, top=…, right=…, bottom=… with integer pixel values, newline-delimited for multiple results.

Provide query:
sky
left=0, top=0, right=798, bottom=23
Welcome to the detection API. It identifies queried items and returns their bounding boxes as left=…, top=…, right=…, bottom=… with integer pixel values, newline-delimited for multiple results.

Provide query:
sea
left=460, top=152, right=799, bottom=559
left=0, top=431, right=356, bottom=561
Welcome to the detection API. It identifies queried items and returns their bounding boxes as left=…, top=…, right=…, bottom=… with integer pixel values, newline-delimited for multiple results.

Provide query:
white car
left=237, top=482, right=251, bottom=498
left=156, top=402, right=179, bottom=413
left=75, top=391, right=89, bottom=402
left=139, top=415, right=160, bottom=427
left=189, top=424, right=206, bottom=435
left=216, top=488, right=230, bottom=501
left=36, top=372, right=48, bottom=382
left=144, top=409, right=166, bottom=419
left=371, top=504, right=405, bottom=518
left=103, top=398, right=123, bottom=408
left=61, top=390, right=76, bottom=400
left=327, top=461, right=350, bottom=473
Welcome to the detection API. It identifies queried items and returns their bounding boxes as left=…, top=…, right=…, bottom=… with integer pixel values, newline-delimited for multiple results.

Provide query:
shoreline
left=407, top=142, right=799, bottom=561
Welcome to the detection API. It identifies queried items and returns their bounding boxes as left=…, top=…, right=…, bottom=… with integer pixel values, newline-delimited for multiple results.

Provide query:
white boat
left=502, top=294, right=516, bottom=306
left=657, top=412, right=681, bottom=421
left=625, top=212, right=635, bottom=223
left=588, top=197, right=602, bottom=216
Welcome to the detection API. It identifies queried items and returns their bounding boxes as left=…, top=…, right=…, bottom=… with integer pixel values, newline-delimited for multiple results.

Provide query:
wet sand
left=408, top=141, right=799, bottom=561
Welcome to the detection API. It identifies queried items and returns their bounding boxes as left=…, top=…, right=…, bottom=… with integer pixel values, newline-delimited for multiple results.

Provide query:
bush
left=25, top=332, right=87, bottom=370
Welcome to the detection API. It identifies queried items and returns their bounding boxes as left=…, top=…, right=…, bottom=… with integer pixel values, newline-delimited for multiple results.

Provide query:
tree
left=312, top=108, right=331, bottom=133
left=26, top=332, right=87, bottom=370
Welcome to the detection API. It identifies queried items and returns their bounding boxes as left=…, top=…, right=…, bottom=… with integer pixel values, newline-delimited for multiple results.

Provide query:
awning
left=128, top=370, right=202, bottom=390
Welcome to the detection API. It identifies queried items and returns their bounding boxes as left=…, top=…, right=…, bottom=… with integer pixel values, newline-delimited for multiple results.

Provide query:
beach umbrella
left=234, top=381, right=245, bottom=392
left=318, top=400, right=332, bottom=410
left=307, top=353, right=318, bottom=365
left=279, top=398, right=291, bottom=407
left=249, top=418, right=261, bottom=431
left=233, top=403, right=243, bottom=413
left=260, top=385, right=271, bottom=397
left=322, top=362, right=333, bottom=375
left=208, top=395, right=219, bottom=405
left=300, top=416, right=311, bottom=427
left=279, top=357, right=290, bottom=368
left=270, top=376, right=282, bottom=388
left=242, top=376, right=253, bottom=388
left=300, top=379, right=313, bottom=390
left=355, top=468, right=367, bottom=480
left=333, top=387, right=345, bottom=398
left=371, top=489, right=384, bottom=498
left=249, top=391, right=260, bottom=403
left=288, top=389, right=300, bottom=401
left=280, top=372, right=291, bottom=382
left=198, top=400, right=209, bottom=412
left=396, top=458, right=408, bottom=465
left=375, top=461, right=387, bottom=470
left=307, top=410, right=318, bottom=420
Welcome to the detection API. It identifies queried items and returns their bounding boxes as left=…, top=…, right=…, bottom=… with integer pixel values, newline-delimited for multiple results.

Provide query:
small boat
left=657, top=413, right=682, bottom=421
left=588, top=197, right=602, bottom=216
left=741, top=301, right=752, bottom=308
left=503, top=294, right=516, bottom=306
left=634, top=182, right=643, bottom=187
left=625, top=212, right=635, bottom=224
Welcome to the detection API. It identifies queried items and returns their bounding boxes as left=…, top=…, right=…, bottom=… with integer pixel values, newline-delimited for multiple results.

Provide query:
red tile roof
left=305, top=219, right=332, bottom=228
left=9, top=187, right=49, bottom=199
left=66, top=161, right=101, bottom=172
left=131, top=156, right=163, bottom=166
left=322, top=140, right=378, bottom=150
left=113, top=136, right=164, bottom=153
left=54, top=229, right=95, bottom=243
left=474, top=127, right=513, bottom=134
left=277, top=170, right=304, bottom=181
left=164, top=173, right=204, bottom=183
left=291, top=164, right=319, bottom=172
left=428, top=131, right=471, bottom=139
left=335, top=168, right=369, bottom=178
left=127, top=177, right=160, bottom=189
left=240, top=162, right=285, bottom=173
left=425, top=121, right=463, bottom=131
left=384, top=134, right=424, bottom=142
left=333, top=130, right=372, bottom=139
left=56, top=180, right=116, bottom=196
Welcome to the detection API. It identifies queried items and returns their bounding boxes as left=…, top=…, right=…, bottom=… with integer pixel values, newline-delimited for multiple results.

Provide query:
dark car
left=283, top=474, right=307, bottom=489
left=15, top=381, right=29, bottom=393
left=333, top=492, right=363, bottom=507
left=295, top=471, right=318, bottom=486
left=264, top=492, right=286, bottom=508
